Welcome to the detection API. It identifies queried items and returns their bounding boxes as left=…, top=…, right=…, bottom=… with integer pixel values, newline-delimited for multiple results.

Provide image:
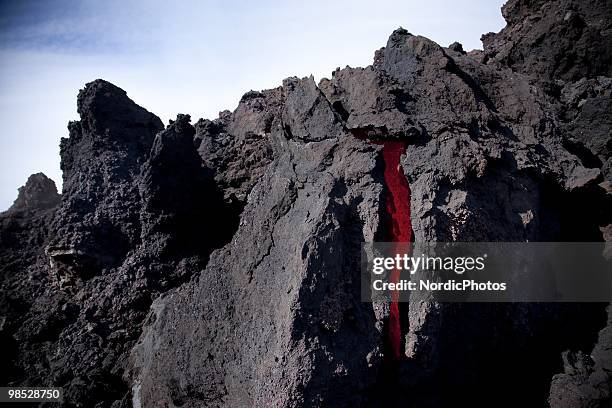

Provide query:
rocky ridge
left=1, top=0, right=611, bottom=406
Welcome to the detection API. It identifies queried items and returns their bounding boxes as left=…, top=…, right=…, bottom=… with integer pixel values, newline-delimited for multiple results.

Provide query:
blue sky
left=0, top=0, right=505, bottom=210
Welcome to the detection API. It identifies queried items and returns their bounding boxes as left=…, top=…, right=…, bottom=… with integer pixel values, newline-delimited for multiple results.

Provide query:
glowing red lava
left=380, top=140, right=412, bottom=359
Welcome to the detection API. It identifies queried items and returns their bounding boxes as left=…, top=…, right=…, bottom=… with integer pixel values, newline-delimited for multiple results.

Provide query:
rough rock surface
left=1, top=0, right=611, bottom=407
left=130, top=77, right=385, bottom=407
left=1, top=173, right=60, bottom=386
left=2, top=81, right=234, bottom=407
left=549, top=305, right=612, bottom=407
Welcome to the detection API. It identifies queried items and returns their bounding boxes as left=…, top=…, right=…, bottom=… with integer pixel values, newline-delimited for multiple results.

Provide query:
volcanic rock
left=0, top=1, right=611, bottom=407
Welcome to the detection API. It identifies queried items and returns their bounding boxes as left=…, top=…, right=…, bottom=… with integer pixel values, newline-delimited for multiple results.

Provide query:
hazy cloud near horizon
left=0, top=0, right=505, bottom=210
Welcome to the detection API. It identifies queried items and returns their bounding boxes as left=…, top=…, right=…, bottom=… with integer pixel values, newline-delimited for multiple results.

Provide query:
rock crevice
left=1, top=1, right=611, bottom=406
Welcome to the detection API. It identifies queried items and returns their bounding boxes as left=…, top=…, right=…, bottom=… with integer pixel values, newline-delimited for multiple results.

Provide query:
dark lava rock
left=1, top=81, right=235, bottom=407
left=8, top=173, right=61, bottom=212
left=1, top=1, right=611, bottom=407
left=48, top=79, right=164, bottom=286
left=0, top=173, right=60, bottom=386
left=129, top=77, right=385, bottom=407
left=482, top=0, right=612, bottom=82
left=549, top=305, right=612, bottom=407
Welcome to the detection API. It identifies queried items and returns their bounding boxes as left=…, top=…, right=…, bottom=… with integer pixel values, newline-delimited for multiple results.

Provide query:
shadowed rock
left=8, top=173, right=60, bottom=212
left=0, top=1, right=611, bottom=407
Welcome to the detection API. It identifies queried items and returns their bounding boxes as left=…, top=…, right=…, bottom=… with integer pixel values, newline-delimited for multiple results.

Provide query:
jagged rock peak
left=388, top=27, right=412, bottom=40
left=59, top=79, right=163, bottom=179
left=8, top=172, right=60, bottom=212
left=77, top=79, right=129, bottom=114
left=74, top=78, right=163, bottom=140
left=448, top=41, right=465, bottom=54
left=166, top=113, right=195, bottom=136
left=147, top=114, right=198, bottom=173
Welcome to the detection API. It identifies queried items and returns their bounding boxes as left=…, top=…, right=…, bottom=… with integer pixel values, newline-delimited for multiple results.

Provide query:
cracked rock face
left=1, top=0, right=611, bottom=407
left=130, top=82, right=386, bottom=407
